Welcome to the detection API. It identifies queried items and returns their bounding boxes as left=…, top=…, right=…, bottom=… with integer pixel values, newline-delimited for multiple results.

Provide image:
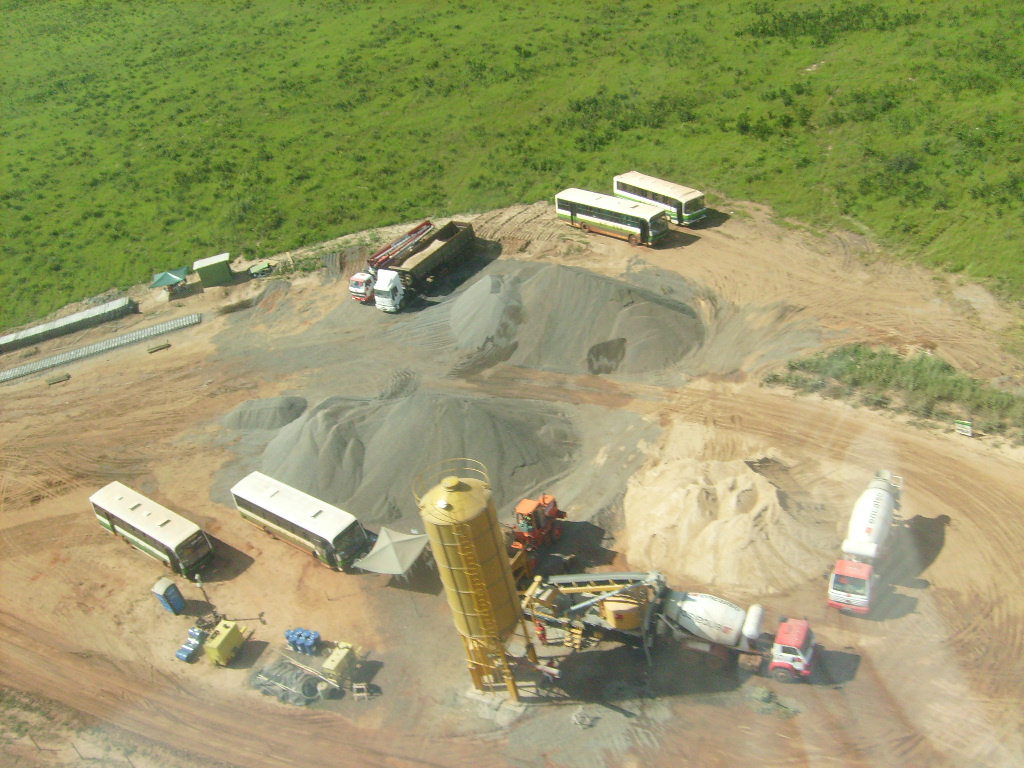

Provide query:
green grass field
left=765, top=344, right=1024, bottom=441
left=3, top=0, right=1023, bottom=329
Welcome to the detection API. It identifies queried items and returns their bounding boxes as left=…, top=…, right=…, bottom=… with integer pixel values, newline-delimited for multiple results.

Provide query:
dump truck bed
left=395, top=221, right=474, bottom=280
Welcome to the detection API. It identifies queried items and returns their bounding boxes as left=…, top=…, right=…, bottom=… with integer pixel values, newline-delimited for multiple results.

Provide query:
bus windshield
left=651, top=213, right=669, bottom=238
left=178, top=531, right=211, bottom=567
left=333, top=525, right=369, bottom=568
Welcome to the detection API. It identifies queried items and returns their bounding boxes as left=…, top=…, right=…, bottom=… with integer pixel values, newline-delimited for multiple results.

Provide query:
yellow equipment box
left=321, top=642, right=355, bottom=682
left=205, top=620, right=246, bottom=666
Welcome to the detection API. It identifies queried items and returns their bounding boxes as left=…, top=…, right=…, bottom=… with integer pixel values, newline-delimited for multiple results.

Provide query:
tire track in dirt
left=471, top=202, right=566, bottom=246
left=0, top=513, right=102, bottom=559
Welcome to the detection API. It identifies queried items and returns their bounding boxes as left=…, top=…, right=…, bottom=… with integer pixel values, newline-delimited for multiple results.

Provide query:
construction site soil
left=3, top=201, right=1024, bottom=767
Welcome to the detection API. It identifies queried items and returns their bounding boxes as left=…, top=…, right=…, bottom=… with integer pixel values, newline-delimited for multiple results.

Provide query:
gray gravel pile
left=223, top=396, right=308, bottom=431
left=448, top=264, right=704, bottom=376
left=260, top=391, right=579, bottom=525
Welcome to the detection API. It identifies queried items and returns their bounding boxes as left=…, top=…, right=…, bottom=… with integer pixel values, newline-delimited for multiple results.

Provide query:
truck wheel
left=772, top=667, right=796, bottom=683
left=628, top=234, right=639, bottom=246
left=580, top=222, right=589, bottom=233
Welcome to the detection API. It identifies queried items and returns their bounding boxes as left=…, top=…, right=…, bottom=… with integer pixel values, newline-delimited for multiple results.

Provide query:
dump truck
left=827, top=471, right=902, bottom=615
left=659, top=592, right=819, bottom=682
left=348, top=220, right=435, bottom=304
left=373, top=221, right=475, bottom=312
left=523, top=572, right=820, bottom=682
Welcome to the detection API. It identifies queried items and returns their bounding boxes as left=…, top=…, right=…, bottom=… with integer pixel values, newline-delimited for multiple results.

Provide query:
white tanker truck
left=827, top=470, right=902, bottom=614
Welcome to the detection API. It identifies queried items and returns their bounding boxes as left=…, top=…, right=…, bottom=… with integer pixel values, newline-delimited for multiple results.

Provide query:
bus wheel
left=628, top=234, right=639, bottom=246
left=579, top=222, right=589, bottom=233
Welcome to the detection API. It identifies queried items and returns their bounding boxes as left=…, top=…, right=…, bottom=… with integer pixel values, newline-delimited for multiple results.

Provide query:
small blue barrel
left=152, top=577, right=186, bottom=615
left=309, top=631, right=321, bottom=655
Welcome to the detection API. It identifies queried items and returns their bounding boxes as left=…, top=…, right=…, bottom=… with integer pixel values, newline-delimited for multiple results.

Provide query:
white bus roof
left=614, top=171, right=704, bottom=203
left=90, top=481, right=202, bottom=549
left=230, top=471, right=358, bottom=541
left=555, top=188, right=665, bottom=220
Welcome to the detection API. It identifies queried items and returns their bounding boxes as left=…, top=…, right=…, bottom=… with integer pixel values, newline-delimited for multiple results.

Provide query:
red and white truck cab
left=768, top=617, right=819, bottom=682
left=828, top=559, right=875, bottom=614
left=349, top=271, right=376, bottom=303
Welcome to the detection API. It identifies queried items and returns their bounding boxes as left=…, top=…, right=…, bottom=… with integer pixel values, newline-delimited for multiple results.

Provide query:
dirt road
left=2, top=201, right=1023, bottom=767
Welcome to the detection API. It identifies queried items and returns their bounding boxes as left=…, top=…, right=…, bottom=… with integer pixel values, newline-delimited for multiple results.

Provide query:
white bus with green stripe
left=555, top=188, right=669, bottom=246
left=90, top=481, right=214, bottom=577
left=230, top=472, right=372, bottom=571
left=613, top=171, right=707, bottom=226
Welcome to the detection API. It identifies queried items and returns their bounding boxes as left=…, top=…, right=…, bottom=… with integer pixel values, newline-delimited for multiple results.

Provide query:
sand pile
left=623, top=456, right=832, bottom=595
left=449, top=264, right=704, bottom=376
left=223, top=396, right=308, bottom=431
left=260, top=391, right=579, bottom=525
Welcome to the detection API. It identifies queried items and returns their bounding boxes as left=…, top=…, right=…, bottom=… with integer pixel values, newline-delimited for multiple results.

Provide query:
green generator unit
left=192, top=252, right=233, bottom=287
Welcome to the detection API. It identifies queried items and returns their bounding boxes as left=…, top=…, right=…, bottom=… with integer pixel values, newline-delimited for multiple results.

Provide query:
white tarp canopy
left=354, top=527, right=429, bottom=575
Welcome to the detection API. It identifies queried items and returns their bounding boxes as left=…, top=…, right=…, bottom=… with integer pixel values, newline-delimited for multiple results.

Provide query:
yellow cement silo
left=415, top=459, right=534, bottom=699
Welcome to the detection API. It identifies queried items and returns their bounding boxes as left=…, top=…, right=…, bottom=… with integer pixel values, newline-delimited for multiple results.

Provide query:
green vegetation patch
left=764, top=344, right=1024, bottom=440
left=3, top=1, right=1024, bottom=328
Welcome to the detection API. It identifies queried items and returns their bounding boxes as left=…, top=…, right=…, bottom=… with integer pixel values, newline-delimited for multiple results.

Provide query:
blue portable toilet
left=153, top=577, right=186, bottom=615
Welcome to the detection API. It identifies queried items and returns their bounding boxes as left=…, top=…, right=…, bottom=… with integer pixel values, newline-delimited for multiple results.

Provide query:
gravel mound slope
left=260, top=391, right=579, bottom=525
left=448, top=264, right=704, bottom=376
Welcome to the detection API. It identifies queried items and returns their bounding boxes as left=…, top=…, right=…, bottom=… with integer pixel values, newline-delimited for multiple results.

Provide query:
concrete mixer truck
left=659, top=591, right=820, bottom=682
left=827, top=471, right=903, bottom=615
left=522, top=573, right=820, bottom=682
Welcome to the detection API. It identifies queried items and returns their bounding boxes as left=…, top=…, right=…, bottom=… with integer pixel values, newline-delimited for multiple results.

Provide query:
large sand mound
left=260, top=391, right=579, bottom=525
left=448, top=264, right=704, bottom=376
left=624, top=456, right=833, bottom=595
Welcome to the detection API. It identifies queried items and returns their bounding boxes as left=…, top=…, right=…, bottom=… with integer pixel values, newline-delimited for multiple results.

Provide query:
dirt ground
left=2, top=201, right=1024, bottom=768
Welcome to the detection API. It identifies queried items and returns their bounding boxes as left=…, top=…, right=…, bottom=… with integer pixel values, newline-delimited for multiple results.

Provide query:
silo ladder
left=452, top=522, right=515, bottom=694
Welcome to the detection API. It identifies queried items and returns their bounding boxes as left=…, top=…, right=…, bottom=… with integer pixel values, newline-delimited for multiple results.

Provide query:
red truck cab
left=768, top=618, right=819, bottom=682
left=349, top=271, right=375, bottom=303
left=828, top=559, right=874, bottom=614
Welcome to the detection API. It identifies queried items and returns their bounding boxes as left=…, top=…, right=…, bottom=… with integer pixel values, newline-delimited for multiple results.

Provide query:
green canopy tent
left=149, top=267, right=189, bottom=289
